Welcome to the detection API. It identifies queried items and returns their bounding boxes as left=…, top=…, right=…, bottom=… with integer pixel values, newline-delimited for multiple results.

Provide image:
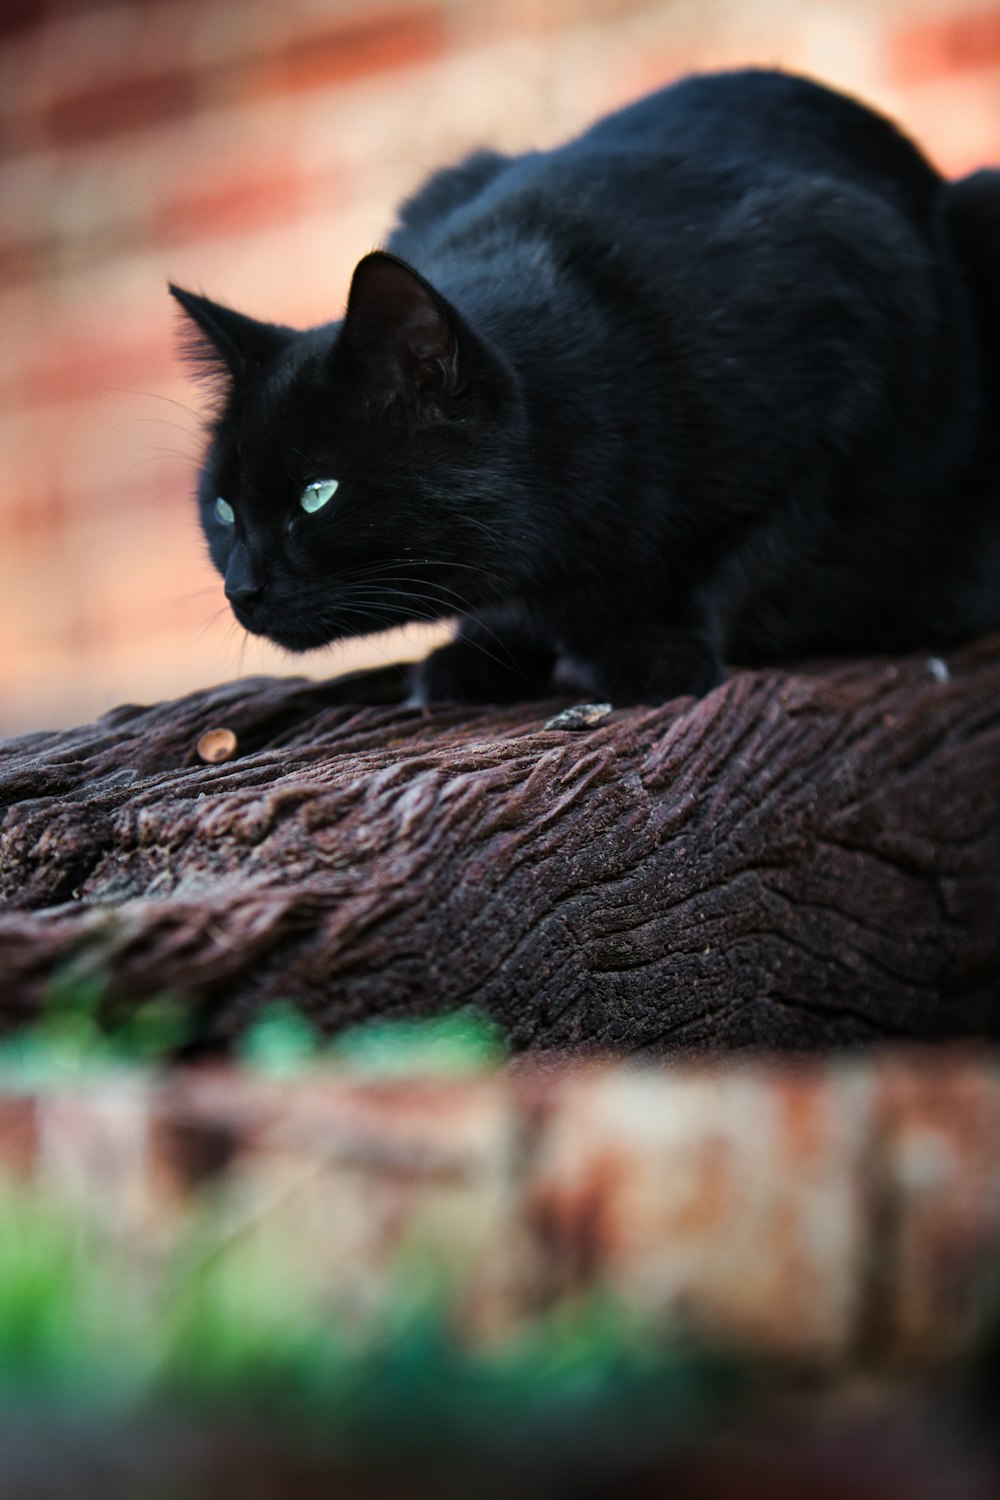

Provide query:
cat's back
left=547, top=70, right=942, bottom=235
left=392, top=69, right=944, bottom=282
left=575, top=71, right=935, bottom=187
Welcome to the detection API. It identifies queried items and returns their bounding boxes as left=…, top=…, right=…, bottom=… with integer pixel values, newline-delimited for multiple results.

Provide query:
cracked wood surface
left=1, top=641, right=999, bottom=1051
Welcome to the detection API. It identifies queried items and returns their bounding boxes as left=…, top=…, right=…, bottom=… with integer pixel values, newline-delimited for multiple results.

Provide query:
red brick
left=602, top=51, right=704, bottom=113
left=871, top=1055, right=1000, bottom=1364
left=0, top=232, right=44, bottom=287
left=0, top=485, right=65, bottom=540
left=14, top=334, right=173, bottom=408
left=889, top=7, right=1000, bottom=84
left=893, top=75, right=1000, bottom=176
left=0, top=1095, right=38, bottom=1179
left=152, top=168, right=306, bottom=245
left=245, top=9, right=446, bottom=100
left=34, top=1083, right=159, bottom=1234
left=0, top=0, right=49, bottom=41
left=522, top=1062, right=872, bottom=1362
left=44, top=67, right=198, bottom=147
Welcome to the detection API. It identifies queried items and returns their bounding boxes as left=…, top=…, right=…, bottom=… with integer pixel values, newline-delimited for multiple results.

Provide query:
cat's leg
left=416, top=610, right=557, bottom=705
left=581, top=623, right=724, bottom=707
left=946, top=170, right=1000, bottom=386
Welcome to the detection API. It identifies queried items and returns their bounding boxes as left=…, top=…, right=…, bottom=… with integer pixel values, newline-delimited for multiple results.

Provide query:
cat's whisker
left=170, top=586, right=226, bottom=604
left=135, top=445, right=201, bottom=461
left=338, top=576, right=471, bottom=622
left=366, top=556, right=511, bottom=598
left=332, top=561, right=508, bottom=613
left=190, top=605, right=234, bottom=646
left=332, top=595, right=440, bottom=626
left=458, top=514, right=510, bottom=549
left=335, top=586, right=518, bottom=674
left=218, top=618, right=254, bottom=669
left=332, top=609, right=409, bottom=652
left=329, top=622, right=405, bottom=668
left=331, top=602, right=448, bottom=640
left=359, top=554, right=507, bottom=584
left=113, top=417, right=203, bottom=444
left=340, top=574, right=516, bottom=658
left=115, top=452, right=200, bottom=481
left=112, top=389, right=208, bottom=428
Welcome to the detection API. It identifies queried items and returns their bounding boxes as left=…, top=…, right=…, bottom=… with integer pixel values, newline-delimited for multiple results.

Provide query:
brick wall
left=1, top=0, right=998, bottom=736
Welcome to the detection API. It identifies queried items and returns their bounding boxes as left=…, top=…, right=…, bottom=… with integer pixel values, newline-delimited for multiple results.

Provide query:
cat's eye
left=300, top=478, right=339, bottom=513
left=214, top=497, right=235, bottom=526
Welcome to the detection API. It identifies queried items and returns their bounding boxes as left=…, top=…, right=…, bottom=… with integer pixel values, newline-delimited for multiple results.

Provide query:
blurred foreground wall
left=1, top=0, right=999, bottom=736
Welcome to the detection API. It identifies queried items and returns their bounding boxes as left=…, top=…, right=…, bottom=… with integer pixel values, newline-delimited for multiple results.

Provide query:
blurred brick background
left=1, top=0, right=999, bottom=737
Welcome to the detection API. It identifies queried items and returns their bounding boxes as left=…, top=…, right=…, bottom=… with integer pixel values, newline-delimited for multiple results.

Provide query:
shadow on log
left=1, top=641, right=999, bottom=1052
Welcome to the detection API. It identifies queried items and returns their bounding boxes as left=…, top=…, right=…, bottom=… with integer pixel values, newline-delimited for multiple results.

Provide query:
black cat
left=171, top=68, right=1000, bottom=706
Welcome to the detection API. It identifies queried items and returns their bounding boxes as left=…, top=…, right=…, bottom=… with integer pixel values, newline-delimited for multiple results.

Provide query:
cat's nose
left=224, top=542, right=264, bottom=608
left=225, top=581, right=263, bottom=607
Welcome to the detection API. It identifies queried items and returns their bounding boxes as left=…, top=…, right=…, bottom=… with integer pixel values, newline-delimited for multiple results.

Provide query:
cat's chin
left=248, top=602, right=452, bottom=651
left=253, top=617, right=406, bottom=653
left=261, top=627, right=338, bottom=654
left=232, top=615, right=335, bottom=653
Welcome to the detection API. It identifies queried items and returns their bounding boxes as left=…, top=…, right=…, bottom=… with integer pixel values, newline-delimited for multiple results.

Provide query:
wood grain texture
left=1, top=642, right=999, bottom=1051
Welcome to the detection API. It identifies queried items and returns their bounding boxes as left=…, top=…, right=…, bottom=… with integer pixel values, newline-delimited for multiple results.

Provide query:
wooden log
left=1, top=640, right=999, bottom=1050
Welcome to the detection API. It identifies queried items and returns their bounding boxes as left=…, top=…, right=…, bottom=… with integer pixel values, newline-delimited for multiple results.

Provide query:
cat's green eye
left=300, top=478, right=339, bottom=514
left=214, top=497, right=235, bottom=527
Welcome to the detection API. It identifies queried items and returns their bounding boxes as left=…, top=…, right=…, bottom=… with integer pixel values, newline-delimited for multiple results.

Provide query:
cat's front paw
left=592, top=632, right=723, bottom=707
left=415, top=631, right=556, bottom=706
left=415, top=640, right=491, bottom=705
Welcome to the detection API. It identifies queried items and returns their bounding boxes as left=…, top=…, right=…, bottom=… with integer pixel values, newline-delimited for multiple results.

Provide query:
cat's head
left=171, top=253, right=527, bottom=652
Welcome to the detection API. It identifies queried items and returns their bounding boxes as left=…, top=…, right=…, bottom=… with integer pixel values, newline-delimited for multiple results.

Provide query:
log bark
left=1, top=640, right=999, bottom=1051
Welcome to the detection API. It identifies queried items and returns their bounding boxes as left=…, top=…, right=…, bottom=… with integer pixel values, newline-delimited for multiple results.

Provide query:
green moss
left=235, top=1002, right=508, bottom=1077
left=318, top=1009, right=507, bottom=1076
left=0, top=1173, right=738, bottom=1453
left=0, top=972, right=196, bottom=1087
left=2, top=974, right=507, bottom=1080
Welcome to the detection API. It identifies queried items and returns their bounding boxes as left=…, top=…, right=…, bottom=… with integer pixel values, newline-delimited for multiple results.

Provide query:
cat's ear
left=340, top=252, right=458, bottom=410
left=169, top=285, right=293, bottom=381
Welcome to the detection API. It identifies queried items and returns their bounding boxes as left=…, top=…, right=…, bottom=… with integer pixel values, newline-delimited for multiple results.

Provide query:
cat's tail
left=944, top=169, right=1000, bottom=387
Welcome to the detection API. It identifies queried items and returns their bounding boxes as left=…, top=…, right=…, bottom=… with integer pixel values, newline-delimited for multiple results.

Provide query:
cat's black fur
left=171, top=69, right=1000, bottom=706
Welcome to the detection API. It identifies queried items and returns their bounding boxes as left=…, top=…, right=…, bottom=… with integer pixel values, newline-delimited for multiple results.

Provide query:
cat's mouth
left=223, top=598, right=308, bottom=651
left=262, top=623, right=336, bottom=653
left=229, top=597, right=447, bottom=652
left=224, top=557, right=496, bottom=651
left=231, top=608, right=336, bottom=653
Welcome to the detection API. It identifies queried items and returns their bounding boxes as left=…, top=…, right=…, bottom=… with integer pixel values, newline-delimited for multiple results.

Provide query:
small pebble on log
left=543, top=703, right=613, bottom=731
left=196, top=728, right=238, bottom=764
